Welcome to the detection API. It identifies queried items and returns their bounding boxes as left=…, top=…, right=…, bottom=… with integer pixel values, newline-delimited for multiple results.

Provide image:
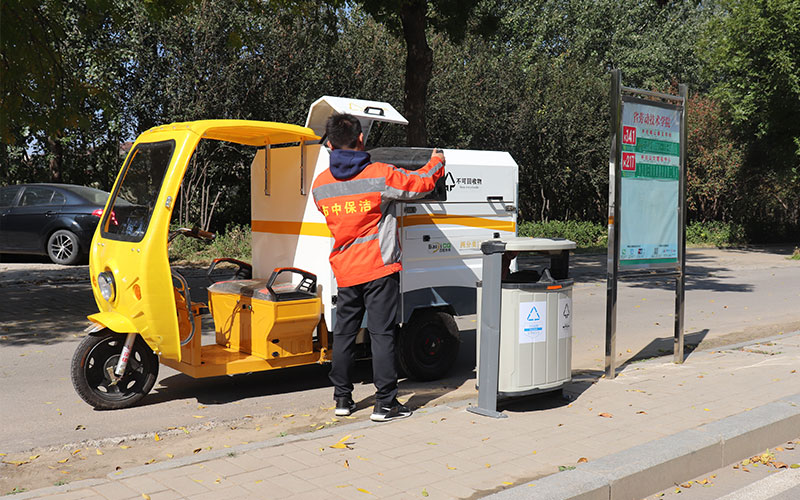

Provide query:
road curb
left=485, top=393, right=800, bottom=500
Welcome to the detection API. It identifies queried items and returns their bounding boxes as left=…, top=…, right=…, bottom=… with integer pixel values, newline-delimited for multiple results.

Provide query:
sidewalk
left=19, top=331, right=800, bottom=500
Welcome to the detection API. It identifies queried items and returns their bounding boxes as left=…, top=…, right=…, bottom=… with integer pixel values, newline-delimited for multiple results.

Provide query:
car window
left=62, top=185, right=110, bottom=205
left=0, top=186, right=20, bottom=207
left=52, top=191, right=67, bottom=205
left=20, top=187, right=57, bottom=206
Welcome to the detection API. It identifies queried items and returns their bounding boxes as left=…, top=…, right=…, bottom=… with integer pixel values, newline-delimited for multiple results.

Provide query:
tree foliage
left=1, top=0, right=798, bottom=240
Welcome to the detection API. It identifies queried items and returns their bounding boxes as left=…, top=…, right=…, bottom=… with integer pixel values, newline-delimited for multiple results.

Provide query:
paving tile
left=90, top=481, right=140, bottom=499
left=157, top=475, right=209, bottom=496
left=268, top=473, right=317, bottom=494
left=293, top=461, right=349, bottom=481
left=189, top=484, right=250, bottom=500
left=144, top=491, right=182, bottom=500
left=200, top=458, right=247, bottom=477
left=238, top=477, right=293, bottom=498
left=120, top=476, right=169, bottom=494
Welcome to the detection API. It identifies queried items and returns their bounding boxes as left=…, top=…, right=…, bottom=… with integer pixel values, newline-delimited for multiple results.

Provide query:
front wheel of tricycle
left=71, top=330, right=159, bottom=410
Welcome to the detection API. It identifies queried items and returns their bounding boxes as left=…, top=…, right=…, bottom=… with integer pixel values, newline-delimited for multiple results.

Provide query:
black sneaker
left=334, top=397, right=356, bottom=417
left=370, top=399, right=412, bottom=422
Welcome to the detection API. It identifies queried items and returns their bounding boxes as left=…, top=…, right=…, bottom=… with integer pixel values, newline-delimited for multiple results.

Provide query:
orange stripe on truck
left=252, top=215, right=515, bottom=237
left=403, top=214, right=516, bottom=232
left=251, top=220, right=332, bottom=237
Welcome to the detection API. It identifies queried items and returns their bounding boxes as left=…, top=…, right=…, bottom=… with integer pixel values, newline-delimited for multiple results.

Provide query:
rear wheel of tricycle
left=71, top=330, right=159, bottom=410
left=397, top=310, right=460, bottom=381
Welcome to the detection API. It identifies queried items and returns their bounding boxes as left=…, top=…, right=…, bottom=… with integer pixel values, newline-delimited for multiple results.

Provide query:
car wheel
left=47, top=229, right=81, bottom=265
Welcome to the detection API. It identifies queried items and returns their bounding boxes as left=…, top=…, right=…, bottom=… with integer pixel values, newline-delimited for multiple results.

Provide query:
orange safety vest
left=312, top=155, right=444, bottom=287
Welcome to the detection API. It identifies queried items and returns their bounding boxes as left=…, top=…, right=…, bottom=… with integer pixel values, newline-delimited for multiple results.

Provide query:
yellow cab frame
left=72, top=120, right=327, bottom=409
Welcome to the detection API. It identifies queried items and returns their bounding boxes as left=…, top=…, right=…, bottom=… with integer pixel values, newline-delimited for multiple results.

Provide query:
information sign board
left=619, top=98, right=682, bottom=268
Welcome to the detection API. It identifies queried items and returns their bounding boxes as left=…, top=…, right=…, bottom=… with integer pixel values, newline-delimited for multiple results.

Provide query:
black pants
left=330, top=272, right=399, bottom=406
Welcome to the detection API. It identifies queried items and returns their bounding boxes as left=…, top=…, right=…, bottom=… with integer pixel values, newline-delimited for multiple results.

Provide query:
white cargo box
left=251, top=97, right=518, bottom=331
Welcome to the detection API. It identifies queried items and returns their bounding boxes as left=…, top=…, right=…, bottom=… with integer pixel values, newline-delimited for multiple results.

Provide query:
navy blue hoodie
left=329, top=149, right=372, bottom=180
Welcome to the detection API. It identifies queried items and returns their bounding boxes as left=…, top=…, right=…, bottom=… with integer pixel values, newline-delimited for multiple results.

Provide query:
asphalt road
left=1, top=247, right=798, bottom=456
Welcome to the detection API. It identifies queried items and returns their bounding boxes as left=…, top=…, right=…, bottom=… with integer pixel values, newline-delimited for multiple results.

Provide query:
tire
left=47, top=229, right=81, bottom=265
left=71, top=330, right=159, bottom=410
left=397, top=310, right=460, bottom=381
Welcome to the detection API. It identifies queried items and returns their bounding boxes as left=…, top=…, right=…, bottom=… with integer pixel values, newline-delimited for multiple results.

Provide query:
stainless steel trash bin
left=470, top=237, right=576, bottom=417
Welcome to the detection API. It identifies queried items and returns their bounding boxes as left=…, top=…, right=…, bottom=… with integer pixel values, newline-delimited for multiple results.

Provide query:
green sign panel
left=619, top=99, right=682, bottom=267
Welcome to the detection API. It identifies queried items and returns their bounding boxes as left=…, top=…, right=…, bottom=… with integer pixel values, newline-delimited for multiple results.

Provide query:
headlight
left=97, top=271, right=116, bottom=302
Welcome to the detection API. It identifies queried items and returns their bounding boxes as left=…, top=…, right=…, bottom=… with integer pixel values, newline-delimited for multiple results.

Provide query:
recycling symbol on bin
left=526, top=306, right=541, bottom=321
left=562, top=303, right=571, bottom=319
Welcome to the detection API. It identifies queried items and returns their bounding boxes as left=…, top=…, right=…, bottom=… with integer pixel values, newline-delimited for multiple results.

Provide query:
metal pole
left=674, top=83, right=688, bottom=364
left=468, top=244, right=507, bottom=418
left=605, top=69, right=622, bottom=379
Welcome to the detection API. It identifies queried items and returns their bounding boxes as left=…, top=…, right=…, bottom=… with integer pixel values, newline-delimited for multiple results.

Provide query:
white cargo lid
left=500, top=237, right=576, bottom=252
left=305, top=96, right=407, bottom=145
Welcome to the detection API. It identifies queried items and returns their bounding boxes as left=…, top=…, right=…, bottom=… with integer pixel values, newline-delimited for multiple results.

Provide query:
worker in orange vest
left=312, top=113, right=445, bottom=421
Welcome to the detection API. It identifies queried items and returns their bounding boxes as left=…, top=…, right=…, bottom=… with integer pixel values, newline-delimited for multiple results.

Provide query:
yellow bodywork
left=89, top=120, right=323, bottom=376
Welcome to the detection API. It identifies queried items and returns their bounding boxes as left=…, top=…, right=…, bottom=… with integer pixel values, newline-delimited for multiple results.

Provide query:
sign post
left=605, top=70, right=688, bottom=379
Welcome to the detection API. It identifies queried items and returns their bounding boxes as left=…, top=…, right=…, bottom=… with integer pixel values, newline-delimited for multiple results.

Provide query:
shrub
left=517, top=220, right=607, bottom=250
left=685, top=221, right=746, bottom=247
left=168, top=223, right=252, bottom=264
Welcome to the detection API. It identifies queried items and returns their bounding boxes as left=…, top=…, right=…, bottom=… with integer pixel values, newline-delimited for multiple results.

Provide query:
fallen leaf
left=422, top=488, right=429, bottom=497
left=178, top=426, right=189, bottom=434
left=636, top=411, right=647, bottom=415
left=193, top=448, right=202, bottom=454
left=790, top=464, right=799, bottom=469
left=598, top=412, right=613, bottom=418
left=343, top=460, right=349, bottom=468
left=120, top=445, right=130, bottom=449
left=142, top=494, right=151, bottom=500
left=485, top=463, right=491, bottom=468
left=3, top=459, right=30, bottom=466
left=75, top=424, right=85, bottom=430
left=329, top=443, right=350, bottom=449
left=427, top=442, right=438, bottom=445
left=774, top=461, right=788, bottom=468
left=680, top=482, right=692, bottom=488
left=154, top=433, right=161, bottom=441
left=357, top=456, right=369, bottom=461
left=447, top=465, right=457, bottom=470
left=345, top=416, right=356, bottom=419
left=144, top=458, right=156, bottom=464
left=96, top=449, right=103, bottom=455
left=577, top=457, right=588, bottom=463
left=197, top=404, right=206, bottom=409
left=282, top=414, right=294, bottom=418
left=193, top=415, right=204, bottom=419
left=502, top=481, right=513, bottom=485
left=57, top=458, right=69, bottom=463
left=776, top=447, right=784, bottom=452
left=356, top=487, right=372, bottom=494
left=697, top=478, right=708, bottom=484
left=166, top=454, right=174, bottom=459
left=214, top=478, right=221, bottom=484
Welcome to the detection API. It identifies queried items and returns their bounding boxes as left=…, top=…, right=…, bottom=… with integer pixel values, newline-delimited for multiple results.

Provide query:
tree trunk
left=400, top=0, right=432, bottom=147
left=47, top=135, right=63, bottom=182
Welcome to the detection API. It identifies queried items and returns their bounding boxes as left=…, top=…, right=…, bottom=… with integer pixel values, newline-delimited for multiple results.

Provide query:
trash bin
left=470, top=237, right=576, bottom=418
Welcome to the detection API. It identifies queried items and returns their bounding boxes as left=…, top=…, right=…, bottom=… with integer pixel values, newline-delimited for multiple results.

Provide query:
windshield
left=102, top=140, right=175, bottom=241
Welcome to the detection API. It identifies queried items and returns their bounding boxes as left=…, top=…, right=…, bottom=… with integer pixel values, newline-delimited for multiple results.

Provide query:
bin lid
left=489, top=237, right=576, bottom=252
left=305, top=96, right=407, bottom=145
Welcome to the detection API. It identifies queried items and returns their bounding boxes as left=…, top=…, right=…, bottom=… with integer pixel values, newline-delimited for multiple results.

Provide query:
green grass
left=791, top=247, right=800, bottom=260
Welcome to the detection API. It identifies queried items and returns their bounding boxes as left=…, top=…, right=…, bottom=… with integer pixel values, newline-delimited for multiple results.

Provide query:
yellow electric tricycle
left=70, top=120, right=328, bottom=409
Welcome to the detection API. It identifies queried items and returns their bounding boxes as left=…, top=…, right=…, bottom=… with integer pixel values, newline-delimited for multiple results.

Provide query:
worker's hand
left=431, top=148, right=445, bottom=165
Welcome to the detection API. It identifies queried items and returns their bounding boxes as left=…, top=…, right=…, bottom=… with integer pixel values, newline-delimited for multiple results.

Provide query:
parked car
left=0, top=183, right=111, bottom=265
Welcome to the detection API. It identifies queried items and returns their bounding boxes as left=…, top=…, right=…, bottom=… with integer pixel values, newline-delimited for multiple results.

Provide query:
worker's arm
left=382, top=149, right=445, bottom=201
